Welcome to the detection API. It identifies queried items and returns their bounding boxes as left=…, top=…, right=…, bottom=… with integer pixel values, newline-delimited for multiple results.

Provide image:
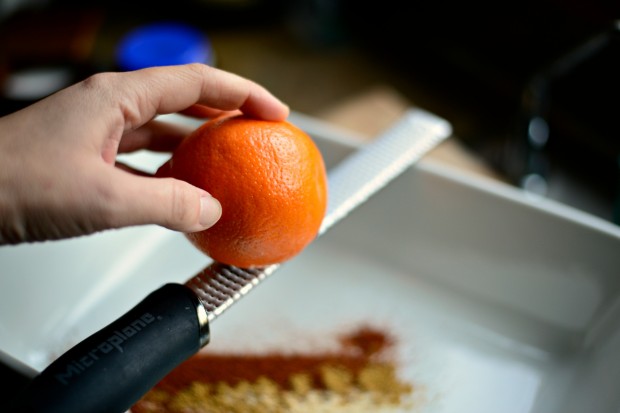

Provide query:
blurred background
left=1, top=0, right=618, bottom=223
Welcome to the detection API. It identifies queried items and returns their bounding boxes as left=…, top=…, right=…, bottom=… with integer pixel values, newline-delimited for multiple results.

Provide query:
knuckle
left=89, top=177, right=117, bottom=227
left=186, top=62, right=212, bottom=76
left=167, top=179, right=195, bottom=228
left=79, top=72, right=142, bottom=128
left=79, top=72, right=116, bottom=93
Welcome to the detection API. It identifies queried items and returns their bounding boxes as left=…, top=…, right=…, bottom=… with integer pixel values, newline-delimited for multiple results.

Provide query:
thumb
left=109, top=171, right=222, bottom=233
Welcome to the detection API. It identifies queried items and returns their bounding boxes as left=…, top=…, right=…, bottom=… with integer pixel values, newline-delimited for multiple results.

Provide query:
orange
left=157, top=115, right=328, bottom=268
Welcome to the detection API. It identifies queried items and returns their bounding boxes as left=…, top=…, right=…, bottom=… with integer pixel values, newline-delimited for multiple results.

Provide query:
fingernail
left=199, top=194, right=222, bottom=228
left=279, top=102, right=290, bottom=119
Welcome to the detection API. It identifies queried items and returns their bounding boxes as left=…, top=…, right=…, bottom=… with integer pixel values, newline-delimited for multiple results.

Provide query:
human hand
left=0, top=63, right=289, bottom=244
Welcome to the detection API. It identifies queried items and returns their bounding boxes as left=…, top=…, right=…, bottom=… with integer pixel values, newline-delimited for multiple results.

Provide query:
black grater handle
left=10, top=283, right=207, bottom=413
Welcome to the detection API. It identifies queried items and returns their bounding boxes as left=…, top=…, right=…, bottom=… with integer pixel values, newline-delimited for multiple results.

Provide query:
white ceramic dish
left=1, top=112, right=619, bottom=412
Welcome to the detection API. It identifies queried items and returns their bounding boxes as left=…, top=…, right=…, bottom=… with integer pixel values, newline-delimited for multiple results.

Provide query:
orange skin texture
left=157, top=115, right=328, bottom=268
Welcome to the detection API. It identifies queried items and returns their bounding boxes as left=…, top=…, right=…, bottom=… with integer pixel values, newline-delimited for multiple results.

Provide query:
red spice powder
left=339, top=325, right=394, bottom=357
left=132, top=325, right=411, bottom=413
left=153, top=325, right=394, bottom=394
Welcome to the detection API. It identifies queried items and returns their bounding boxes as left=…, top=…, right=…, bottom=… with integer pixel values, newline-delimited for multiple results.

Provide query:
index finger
left=94, top=64, right=289, bottom=128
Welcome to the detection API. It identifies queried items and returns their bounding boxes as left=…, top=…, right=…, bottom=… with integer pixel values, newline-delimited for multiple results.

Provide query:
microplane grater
left=17, top=108, right=452, bottom=413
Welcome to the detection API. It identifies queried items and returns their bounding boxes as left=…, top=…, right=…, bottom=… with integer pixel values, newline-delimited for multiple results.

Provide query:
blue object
left=116, top=22, right=214, bottom=71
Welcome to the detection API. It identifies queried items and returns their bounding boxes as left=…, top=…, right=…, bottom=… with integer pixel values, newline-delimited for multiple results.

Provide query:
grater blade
left=186, top=263, right=279, bottom=323
left=186, top=108, right=452, bottom=324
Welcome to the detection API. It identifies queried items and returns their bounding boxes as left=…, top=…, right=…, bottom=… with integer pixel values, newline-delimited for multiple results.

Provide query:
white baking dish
left=1, top=111, right=619, bottom=412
